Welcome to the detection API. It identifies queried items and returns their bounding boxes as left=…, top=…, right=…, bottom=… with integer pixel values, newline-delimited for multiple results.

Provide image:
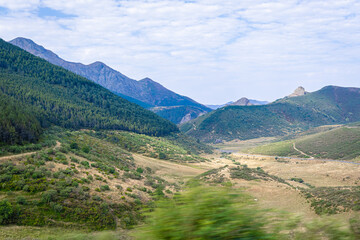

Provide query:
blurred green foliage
left=134, top=186, right=360, bottom=240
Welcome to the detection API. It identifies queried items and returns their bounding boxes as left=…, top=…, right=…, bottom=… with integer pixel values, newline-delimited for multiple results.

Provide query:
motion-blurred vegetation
left=134, top=186, right=360, bottom=240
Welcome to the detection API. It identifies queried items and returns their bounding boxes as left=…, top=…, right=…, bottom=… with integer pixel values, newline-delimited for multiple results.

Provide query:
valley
left=1, top=126, right=360, bottom=239
left=1, top=34, right=360, bottom=239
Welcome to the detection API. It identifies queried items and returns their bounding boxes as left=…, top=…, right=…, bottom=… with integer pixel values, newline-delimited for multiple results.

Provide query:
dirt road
left=0, top=141, right=61, bottom=161
left=292, top=142, right=314, bottom=159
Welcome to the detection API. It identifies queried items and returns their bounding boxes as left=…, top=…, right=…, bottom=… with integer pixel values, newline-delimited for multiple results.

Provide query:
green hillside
left=245, top=124, right=360, bottom=160
left=181, top=86, right=360, bottom=142
left=151, top=105, right=208, bottom=124
left=0, top=39, right=178, bottom=145
left=0, top=128, right=210, bottom=230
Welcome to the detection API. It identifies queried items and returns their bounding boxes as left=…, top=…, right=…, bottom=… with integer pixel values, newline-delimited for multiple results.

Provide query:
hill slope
left=9, top=37, right=211, bottom=123
left=0, top=128, right=211, bottom=230
left=0, top=38, right=178, bottom=144
left=245, top=123, right=360, bottom=160
left=181, top=86, right=360, bottom=142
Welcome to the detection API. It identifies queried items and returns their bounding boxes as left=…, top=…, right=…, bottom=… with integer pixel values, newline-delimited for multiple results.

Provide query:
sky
left=0, top=0, right=359, bottom=104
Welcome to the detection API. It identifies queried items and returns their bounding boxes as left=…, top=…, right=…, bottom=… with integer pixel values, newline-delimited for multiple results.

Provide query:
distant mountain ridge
left=181, top=86, right=360, bottom=142
left=9, top=37, right=211, bottom=123
left=206, top=98, right=268, bottom=110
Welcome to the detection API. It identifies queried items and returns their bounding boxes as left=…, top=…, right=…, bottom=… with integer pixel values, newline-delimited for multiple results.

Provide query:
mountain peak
left=231, top=97, right=253, bottom=106
left=140, top=77, right=155, bottom=83
left=288, top=86, right=307, bottom=97
left=89, top=61, right=107, bottom=68
left=10, top=37, right=35, bottom=44
left=10, top=37, right=47, bottom=53
left=10, top=37, right=62, bottom=64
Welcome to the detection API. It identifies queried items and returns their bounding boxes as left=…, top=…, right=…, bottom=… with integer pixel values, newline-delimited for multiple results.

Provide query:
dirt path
left=54, top=141, right=61, bottom=149
left=292, top=142, right=314, bottom=159
left=0, top=151, right=37, bottom=161
left=0, top=141, right=61, bottom=161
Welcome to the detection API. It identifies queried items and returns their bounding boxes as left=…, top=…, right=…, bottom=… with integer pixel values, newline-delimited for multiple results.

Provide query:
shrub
left=70, top=142, right=79, bottom=150
left=16, top=196, right=27, bottom=205
left=41, top=189, right=57, bottom=203
left=80, top=161, right=90, bottom=168
left=100, top=185, right=110, bottom=191
left=158, top=152, right=167, bottom=160
left=0, top=200, right=13, bottom=224
left=51, top=203, right=63, bottom=213
left=124, top=171, right=142, bottom=180
left=82, top=146, right=91, bottom=153
left=291, top=177, right=304, bottom=183
left=70, top=157, right=79, bottom=163
left=92, top=195, right=102, bottom=201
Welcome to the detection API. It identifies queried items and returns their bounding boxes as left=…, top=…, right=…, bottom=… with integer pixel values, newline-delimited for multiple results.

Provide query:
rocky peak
left=288, top=86, right=307, bottom=97
left=231, top=97, right=253, bottom=106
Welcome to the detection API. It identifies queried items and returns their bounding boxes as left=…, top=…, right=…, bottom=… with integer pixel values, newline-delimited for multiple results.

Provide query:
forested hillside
left=0, top=39, right=178, bottom=144
left=181, top=86, right=360, bottom=142
left=10, top=37, right=211, bottom=124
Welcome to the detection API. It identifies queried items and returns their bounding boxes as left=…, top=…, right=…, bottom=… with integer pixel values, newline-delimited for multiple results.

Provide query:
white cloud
left=0, top=0, right=359, bottom=104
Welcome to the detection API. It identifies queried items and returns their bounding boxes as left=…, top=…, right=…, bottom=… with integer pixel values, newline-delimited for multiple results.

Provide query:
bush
left=70, top=142, right=79, bottom=150
left=100, top=185, right=110, bottom=191
left=51, top=203, right=63, bottom=213
left=0, top=200, right=13, bottom=224
left=16, top=196, right=27, bottom=205
left=158, top=152, right=167, bottom=160
left=82, top=146, right=91, bottom=153
left=80, top=161, right=90, bottom=168
left=291, top=177, right=304, bottom=183
left=92, top=195, right=102, bottom=201
left=70, top=157, right=79, bottom=163
left=41, top=189, right=57, bottom=203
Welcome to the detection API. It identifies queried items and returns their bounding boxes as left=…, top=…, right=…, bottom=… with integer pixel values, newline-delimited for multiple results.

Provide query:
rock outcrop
left=288, top=86, right=308, bottom=97
left=231, top=97, right=253, bottom=106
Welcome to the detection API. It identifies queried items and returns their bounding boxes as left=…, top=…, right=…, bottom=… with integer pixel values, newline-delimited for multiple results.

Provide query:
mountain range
left=0, top=38, right=178, bottom=144
left=181, top=86, right=360, bottom=142
left=9, top=37, right=211, bottom=124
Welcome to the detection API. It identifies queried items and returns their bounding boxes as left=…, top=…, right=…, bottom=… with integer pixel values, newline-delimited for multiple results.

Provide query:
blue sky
left=0, top=0, right=359, bottom=104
